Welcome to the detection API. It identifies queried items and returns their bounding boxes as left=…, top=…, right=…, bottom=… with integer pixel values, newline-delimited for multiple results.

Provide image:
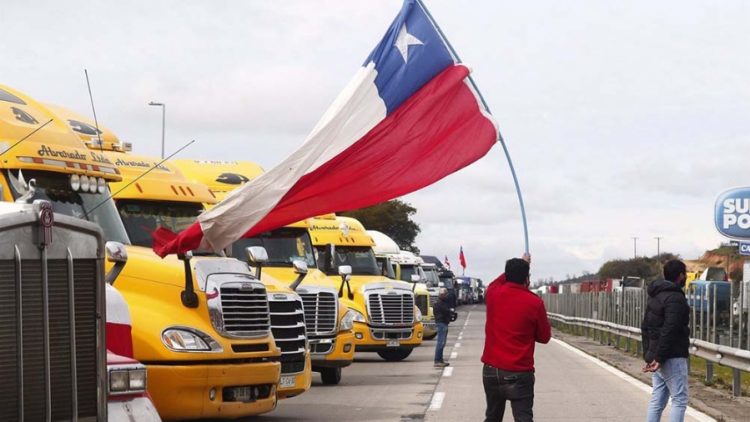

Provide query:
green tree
left=340, top=200, right=421, bottom=253
left=598, top=256, right=662, bottom=281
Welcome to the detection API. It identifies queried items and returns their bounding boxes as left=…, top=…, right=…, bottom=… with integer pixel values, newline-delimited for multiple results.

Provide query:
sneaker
left=434, top=362, right=450, bottom=368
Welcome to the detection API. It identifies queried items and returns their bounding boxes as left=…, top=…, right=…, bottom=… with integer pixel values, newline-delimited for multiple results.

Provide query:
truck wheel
left=377, top=348, right=413, bottom=361
left=320, top=367, right=342, bottom=385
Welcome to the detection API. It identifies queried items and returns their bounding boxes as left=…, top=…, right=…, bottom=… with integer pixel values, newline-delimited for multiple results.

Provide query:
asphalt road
left=240, top=304, right=714, bottom=421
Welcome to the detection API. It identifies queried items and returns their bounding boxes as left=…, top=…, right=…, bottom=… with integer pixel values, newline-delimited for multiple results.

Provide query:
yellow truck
left=172, top=160, right=356, bottom=384
left=48, top=105, right=287, bottom=419
left=310, top=215, right=424, bottom=361
left=367, top=231, right=436, bottom=340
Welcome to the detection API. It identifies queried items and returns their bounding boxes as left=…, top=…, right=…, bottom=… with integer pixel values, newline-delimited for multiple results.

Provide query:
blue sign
left=740, top=242, right=750, bottom=256
left=715, top=187, right=750, bottom=239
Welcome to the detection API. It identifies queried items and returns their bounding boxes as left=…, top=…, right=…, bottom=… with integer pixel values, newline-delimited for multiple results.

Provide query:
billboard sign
left=715, top=187, right=750, bottom=239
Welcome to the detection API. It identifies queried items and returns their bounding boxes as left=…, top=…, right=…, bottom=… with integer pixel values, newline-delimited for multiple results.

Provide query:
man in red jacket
left=482, top=257, right=551, bottom=422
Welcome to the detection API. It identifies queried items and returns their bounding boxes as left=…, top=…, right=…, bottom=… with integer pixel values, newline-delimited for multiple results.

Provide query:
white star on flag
left=394, top=24, right=423, bottom=63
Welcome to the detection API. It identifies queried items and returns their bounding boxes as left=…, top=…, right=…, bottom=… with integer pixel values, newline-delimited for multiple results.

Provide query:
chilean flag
left=153, top=0, right=499, bottom=257
left=459, top=246, right=467, bottom=270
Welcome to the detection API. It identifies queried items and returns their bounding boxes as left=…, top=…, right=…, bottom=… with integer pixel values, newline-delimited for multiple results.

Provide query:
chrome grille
left=0, top=258, right=99, bottom=421
left=298, top=291, right=337, bottom=335
left=415, top=294, right=429, bottom=316
left=268, top=296, right=307, bottom=376
left=367, top=291, right=414, bottom=326
left=220, top=286, right=271, bottom=336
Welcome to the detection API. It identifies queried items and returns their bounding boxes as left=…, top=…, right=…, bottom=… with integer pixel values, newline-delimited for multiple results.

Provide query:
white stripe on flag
left=198, top=63, right=387, bottom=251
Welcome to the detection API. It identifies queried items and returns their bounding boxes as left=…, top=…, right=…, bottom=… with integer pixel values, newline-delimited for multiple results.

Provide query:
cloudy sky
left=2, top=0, right=748, bottom=282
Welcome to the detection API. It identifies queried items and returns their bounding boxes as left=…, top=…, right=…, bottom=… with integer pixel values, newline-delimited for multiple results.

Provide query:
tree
left=340, top=200, right=421, bottom=253
left=598, top=257, right=662, bottom=281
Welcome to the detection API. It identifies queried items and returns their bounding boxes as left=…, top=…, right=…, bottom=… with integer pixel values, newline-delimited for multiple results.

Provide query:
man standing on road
left=642, top=260, right=690, bottom=422
left=433, top=288, right=453, bottom=368
left=482, top=258, right=551, bottom=422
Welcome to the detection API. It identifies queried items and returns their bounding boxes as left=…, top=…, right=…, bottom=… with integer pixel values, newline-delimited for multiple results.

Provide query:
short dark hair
left=663, top=259, right=686, bottom=282
left=505, top=258, right=530, bottom=284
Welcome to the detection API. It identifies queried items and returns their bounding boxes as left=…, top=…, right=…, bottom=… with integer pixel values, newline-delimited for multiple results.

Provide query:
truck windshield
left=375, top=256, right=396, bottom=278
left=116, top=200, right=202, bottom=248
left=399, top=264, right=421, bottom=283
left=7, top=170, right=130, bottom=244
left=235, top=228, right=317, bottom=267
left=316, top=246, right=380, bottom=276
left=423, top=268, right=441, bottom=287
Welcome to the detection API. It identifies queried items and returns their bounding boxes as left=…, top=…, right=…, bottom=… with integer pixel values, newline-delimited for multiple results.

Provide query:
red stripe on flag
left=153, top=64, right=496, bottom=257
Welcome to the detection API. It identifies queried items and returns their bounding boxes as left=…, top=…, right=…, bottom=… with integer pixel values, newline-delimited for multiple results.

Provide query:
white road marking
left=458, top=335, right=463, bottom=340
left=443, top=366, right=454, bottom=377
left=454, top=342, right=462, bottom=348
left=429, top=392, right=446, bottom=411
left=450, top=351, right=458, bottom=359
left=552, top=339, right=715, bottom=422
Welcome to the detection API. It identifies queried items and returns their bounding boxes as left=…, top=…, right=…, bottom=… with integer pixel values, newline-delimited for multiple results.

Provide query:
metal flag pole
left=416, top=0, right=530, bottom=254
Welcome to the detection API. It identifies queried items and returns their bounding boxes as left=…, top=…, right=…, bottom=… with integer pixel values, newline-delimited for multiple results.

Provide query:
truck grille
left=415, top=294, right=429, bottom=317
left=0, top=258, right=99, bottom=421
left=268, top=297, right=307, bottom=376
left=429, top=295, right=438, bottom=307
left=220, top=286, right=271, bottom=336
left=298, top=291, right=337, bottom=335
left=367, top=291, right=414, bottom=326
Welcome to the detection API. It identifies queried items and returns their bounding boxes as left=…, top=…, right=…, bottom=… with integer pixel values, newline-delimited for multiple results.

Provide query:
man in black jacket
left=433, top=288, right=453, bottom=368
left=641, top=260, right=690, bottom=422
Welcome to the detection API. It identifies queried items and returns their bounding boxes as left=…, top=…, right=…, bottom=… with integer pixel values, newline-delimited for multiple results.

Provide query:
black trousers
left=482, top=364, right=535, bottom=422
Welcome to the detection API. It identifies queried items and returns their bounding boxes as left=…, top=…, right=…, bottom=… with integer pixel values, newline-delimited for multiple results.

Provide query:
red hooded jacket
left=482, top=273, right=551, bottom=372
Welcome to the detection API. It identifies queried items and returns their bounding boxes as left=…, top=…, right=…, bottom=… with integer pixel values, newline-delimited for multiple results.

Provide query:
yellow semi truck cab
left=172, top=159, right=355, bottom=385
left=309, top=215, right=424, bottom=361
left=367, top=231, right=436, bottom=340
left=48, top=105, right=286, bottom=418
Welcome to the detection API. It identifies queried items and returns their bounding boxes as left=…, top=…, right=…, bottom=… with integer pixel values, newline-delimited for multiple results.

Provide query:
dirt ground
left=554, top=328, right=750, bottom=422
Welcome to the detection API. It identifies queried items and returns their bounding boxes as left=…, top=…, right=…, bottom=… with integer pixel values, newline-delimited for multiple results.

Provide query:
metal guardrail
left=544, top=290, right=750, bottom=397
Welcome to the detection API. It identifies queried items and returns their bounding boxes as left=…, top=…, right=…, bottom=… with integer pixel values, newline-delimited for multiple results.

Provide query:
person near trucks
left=433, top=288, right=453, bottom=368
left=482, top=257, right=551, bottom=422
left=641, top=259, right=690, bottom=422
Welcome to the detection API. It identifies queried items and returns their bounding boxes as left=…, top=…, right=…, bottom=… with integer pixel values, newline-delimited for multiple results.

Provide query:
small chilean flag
left=153, top=0, right=498, bottom=257
left=459, top=246, right=467, bottom=270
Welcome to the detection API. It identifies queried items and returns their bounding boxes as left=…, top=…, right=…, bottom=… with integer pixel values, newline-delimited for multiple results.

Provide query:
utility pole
left=654, top=236, right=662, bottom=258
left=632, top=237, right=638, bottom=259
left=148, top=101, right=166, bottom=158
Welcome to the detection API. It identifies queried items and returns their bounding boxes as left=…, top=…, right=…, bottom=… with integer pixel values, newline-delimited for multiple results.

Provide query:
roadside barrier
left=543, top=290, right=750, bottom=397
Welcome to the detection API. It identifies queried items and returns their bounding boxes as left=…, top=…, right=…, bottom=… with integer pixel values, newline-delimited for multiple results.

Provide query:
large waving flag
left=153, top=0, right=498, bottom=257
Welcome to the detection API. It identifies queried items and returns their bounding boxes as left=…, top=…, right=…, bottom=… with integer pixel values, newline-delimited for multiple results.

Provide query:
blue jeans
left=434, top=322, right=448, bottom=363
left=647, top=357, right=688, bottom=422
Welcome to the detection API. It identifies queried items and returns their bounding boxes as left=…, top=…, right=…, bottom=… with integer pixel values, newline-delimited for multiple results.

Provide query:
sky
left=2, top=0, right=748, bottom=283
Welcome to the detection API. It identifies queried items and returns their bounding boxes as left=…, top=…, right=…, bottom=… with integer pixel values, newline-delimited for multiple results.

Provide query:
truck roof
left=47, top=105, right=216, bottom=204
left=0, top=85, right=121, bottom=181
left=306, top=214, right=374, bottom=247
left=171, top=159, right=264, bottom=202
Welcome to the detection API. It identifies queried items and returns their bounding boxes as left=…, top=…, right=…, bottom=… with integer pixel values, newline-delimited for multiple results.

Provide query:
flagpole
left=416, top=0, right=530, bottom=254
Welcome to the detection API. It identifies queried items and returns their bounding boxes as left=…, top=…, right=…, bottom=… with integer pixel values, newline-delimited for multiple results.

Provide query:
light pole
left=654, top=236, right=662, bottom=258
left=148, top=101, right=166, bottom=158
left=631, top=237, right=638, bottom=259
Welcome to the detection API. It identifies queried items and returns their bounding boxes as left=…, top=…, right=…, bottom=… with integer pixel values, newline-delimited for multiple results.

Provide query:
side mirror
left=293, top=260, right=308, bottom=275
left=105, top=241, right=128, bottom=263
left=245, top=246, right=269, bottom=265
left=338, top=265, right=352, bottom=277
left=289, top=260, right=308, bottom=291
left=105, top=241, right=128, bottom=285
left=411, top=274, right=421, bottom=283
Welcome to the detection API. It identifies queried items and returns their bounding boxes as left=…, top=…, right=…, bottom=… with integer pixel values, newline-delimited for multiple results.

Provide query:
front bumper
left=310, top=330, right=356, bottom=369
left=351, top=321, right=423, bottom=352
left=146, top=360, right=280, bottom=420
left=422, top=318, right=437, bottom=338
left=277, top=351, right=312, bottom=399
left=108, top=395, right=162, bottom=422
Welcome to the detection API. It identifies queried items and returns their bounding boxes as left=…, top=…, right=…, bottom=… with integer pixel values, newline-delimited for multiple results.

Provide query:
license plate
left=387, top=339, right=400, bottom=348
left=280, top=375, right=296, bottom=388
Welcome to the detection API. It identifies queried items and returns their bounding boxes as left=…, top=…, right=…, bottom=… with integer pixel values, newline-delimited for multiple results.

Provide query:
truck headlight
left=108, top=367, right=147, bottom=394
left=162, top=327, right=223, bottom=352
left=339, top=309, right=357, bottom=332
left=347, top=308, right=366, bottom=324
left=415, top=306, right=423, bottom=323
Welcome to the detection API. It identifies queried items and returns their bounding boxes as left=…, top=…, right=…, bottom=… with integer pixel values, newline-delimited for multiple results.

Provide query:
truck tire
left=377, top=348, right=413, bottom=361
left=320, top=367, right=342, bottom=385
